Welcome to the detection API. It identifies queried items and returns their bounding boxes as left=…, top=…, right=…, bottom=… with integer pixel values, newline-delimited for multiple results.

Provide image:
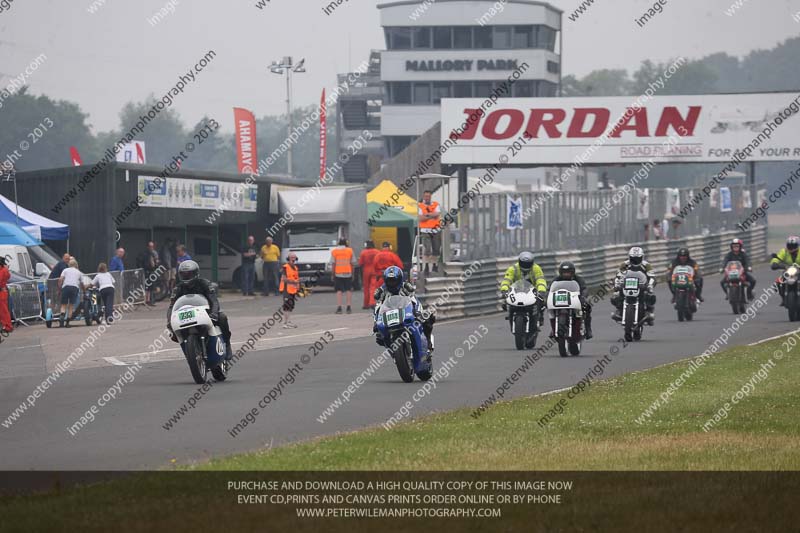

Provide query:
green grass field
left=198, top=334, right=800, bottom=471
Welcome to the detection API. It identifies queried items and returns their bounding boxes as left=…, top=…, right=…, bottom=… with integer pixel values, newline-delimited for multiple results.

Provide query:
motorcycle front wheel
left=513, top=315, right=527, bottom=351
left=184, top=335, right=208, bottom=384
left=392, top=335, right=415, bottom=383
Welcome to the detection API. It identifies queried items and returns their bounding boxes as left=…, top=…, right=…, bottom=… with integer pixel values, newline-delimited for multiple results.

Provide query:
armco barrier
left=419, top=226, right=767, bottom=320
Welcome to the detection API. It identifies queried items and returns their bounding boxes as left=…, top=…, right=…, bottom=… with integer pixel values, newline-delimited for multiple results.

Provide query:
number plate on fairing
left=385, top=309, right=401, bottom=326
left=554, top=292, right=570, bottom=307
left=178, top=310, right=196, bottom=323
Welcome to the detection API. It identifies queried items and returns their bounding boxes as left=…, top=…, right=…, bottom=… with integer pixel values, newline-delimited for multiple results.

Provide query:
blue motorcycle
left=375, top=295, right=433, bottom=383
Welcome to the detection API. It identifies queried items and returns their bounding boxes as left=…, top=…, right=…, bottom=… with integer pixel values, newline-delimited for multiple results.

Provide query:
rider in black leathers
left=167, top=260, right=233, bottom=359
left=550, top=261, right=593, bottom=339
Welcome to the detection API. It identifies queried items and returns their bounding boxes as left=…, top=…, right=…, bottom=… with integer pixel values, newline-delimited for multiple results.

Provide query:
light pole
left=269, top=56, right=306, bottom=177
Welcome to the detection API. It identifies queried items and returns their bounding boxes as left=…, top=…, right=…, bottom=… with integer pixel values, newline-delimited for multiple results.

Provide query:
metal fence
left=453, top=184, right=763, bottom=261
left=421, top=226, right=768, bottom=320
left=7, top=281, right=43, bottom=324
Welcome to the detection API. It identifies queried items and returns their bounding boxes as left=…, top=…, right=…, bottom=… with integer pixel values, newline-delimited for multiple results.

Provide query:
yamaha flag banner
left=234, top=107, right=258, bottom=174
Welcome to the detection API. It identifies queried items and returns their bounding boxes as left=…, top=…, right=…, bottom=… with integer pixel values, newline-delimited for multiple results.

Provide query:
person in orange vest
left=358, top=240, right=379, bottom=309
left=372, top=241, right=404, bottom=291
left=0, top=256, right=12, bottom=333
left=329, top=238, right=356, bottom=314
left=418, top=190, right=442, bottom=274
left=279, top=252, right=300, bottom=329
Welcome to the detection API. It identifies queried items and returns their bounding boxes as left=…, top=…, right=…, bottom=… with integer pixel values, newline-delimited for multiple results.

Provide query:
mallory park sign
left=405, top=59, right=518, bottom=72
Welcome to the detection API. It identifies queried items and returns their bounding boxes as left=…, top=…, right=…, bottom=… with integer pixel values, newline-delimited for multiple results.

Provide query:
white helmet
left=628, top=246, right=644, bottom=266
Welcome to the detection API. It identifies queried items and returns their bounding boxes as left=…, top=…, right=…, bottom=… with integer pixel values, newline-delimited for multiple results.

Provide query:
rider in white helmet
left=611, top=246, right=656, bottom=324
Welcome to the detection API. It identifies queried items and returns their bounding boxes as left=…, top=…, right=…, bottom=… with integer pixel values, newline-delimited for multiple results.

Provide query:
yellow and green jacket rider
left=771, top=248, right=800, bottom=267
left=500, top=263, right=547, bottom=293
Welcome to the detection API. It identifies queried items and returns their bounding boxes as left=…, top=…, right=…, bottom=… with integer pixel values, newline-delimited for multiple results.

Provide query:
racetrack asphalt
left=0, top=264, right=795, bottom=470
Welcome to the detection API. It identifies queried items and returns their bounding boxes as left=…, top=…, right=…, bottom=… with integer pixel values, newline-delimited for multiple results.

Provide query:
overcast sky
left=1, top=0, right=798, bottom=134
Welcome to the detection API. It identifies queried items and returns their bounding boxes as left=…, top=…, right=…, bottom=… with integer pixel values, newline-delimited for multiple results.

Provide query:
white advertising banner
left=440, top=93, right=800, bottom=164
left=138, top=177, right=257, bottom=212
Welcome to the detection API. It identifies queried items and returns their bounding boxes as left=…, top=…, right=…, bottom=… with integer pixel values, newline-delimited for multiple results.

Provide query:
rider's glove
left=167, top=324, right=178, bottom=343
left=209, top=311, right=219, bottom=323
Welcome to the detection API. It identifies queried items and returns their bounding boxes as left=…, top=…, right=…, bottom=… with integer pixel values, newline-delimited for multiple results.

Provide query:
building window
left=513, top=80, right=535, bottom=97
left=474, top=26, right=492, bottom=48
left=412, top=27, right=431, bottom=48
left=388, top=27, right=411, bottom=49
left=538, top=26, right=556, bottom=50
left=453, top=81, right=472, bottom=97
left=388, top=136, right=415, bottom=157
left=433, top=26, right=452, bottom=48
left=453, top=26, right=472, bottom=48
left=547, top=60, right=560, bottom=74
left=413, top=83, right=432, bottom=104
left=493, top=26, right=512, bottom=48
left=432, top=82, right=452, bottom=104
left=513, top=26, right=533, bottom=48
left=538, top=81, right=557, bottom=97
left=392, top=82, right=411, bottom=104
left=474, top=81, right=492, bottom=98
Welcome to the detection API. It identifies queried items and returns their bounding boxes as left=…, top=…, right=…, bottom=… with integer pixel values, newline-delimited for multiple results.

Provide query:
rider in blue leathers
left=373, top=266, right=435, bottom=352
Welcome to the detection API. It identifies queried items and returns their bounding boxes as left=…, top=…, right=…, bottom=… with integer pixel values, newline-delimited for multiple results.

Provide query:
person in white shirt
left=58, top=259, right=84, bottom=328
left=93, top=263, right=116, bottom=324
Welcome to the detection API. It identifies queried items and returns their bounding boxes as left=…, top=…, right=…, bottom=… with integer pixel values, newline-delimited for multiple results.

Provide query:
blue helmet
left=384, top=266, right=404, bottom=294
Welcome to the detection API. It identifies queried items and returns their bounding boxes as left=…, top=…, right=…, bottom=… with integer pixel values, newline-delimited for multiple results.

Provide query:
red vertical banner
left=319, top=89, right=327, bottom=181
left=233, top=107, right=258, bottom=174
left=69, top=146, right=83, bottom=166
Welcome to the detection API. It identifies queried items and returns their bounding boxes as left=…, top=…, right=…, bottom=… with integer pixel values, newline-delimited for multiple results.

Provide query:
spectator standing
left=372, top=242, right=404, bottom=291
left=139, top=241, right=160, bottom=306
left=329, top=238, right=356, bottom=314
left=358, top=240, right=379, bottom=309
left=279, top=252, right=300, bottom=328
left=58, top=259, right=84, bottom=328
left=418, top=190, right=442, bottom=274
left=240, top=235, right=257, bottom=296
left=50, top=253, right=70, bottom=279
left=109, top=248, right=125, bottom=272
left=93, top=263, right=116, bottom=324
left=176, top=245, right=192, bottom=269
left=160, top=238, right=176, bottom=293
left=260, top=236, right=281, bottom=296
left=0, top=256, right=12, bottom=333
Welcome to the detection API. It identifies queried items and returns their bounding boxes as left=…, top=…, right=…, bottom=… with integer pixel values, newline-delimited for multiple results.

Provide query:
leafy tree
left=0, top=88, right=96, bottom=170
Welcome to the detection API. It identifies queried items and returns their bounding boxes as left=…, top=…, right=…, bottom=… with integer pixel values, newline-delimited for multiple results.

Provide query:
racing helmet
left=177, top=260, right=200, bottom=287
left=730, top=238, right=743, bottom=252
left=787, top=236, right=799, bottom=253
left=558, top=261, right=576, bottom=279
left=677, top=247, right=690, bottom=264
left=628, top=247, right=644, bottom=266
left=518, top=252, right=535, bottom=274
left=384, top=266, right=404, bottom=295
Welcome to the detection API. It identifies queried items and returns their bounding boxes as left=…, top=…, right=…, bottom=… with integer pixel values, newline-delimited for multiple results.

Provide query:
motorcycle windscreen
left=173, top=294, right=210, bottom=309
left=510, top=280, right=534, bottom=292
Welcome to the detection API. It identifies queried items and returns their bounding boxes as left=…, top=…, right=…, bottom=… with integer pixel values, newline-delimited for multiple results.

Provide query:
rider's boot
left=584, top=316, right=593, bottom=340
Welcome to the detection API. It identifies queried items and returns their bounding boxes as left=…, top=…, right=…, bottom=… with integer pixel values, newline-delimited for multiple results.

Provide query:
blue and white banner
left=720, top=187, right=732, bottom=212
left=506, top=195, right=523, bottom=230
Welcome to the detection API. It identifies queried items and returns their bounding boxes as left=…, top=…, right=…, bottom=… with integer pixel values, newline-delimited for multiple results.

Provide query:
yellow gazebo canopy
left=367, top=180, right=419, bottom=216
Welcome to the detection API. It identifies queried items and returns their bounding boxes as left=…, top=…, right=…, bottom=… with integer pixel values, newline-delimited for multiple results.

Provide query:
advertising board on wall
left=137, top=176, right=257, bottom=212
left=441, top=93, right=800, bottom=165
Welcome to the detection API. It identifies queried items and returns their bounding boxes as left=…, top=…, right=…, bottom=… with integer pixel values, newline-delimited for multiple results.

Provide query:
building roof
left=377, top=0, right=562, bottom=14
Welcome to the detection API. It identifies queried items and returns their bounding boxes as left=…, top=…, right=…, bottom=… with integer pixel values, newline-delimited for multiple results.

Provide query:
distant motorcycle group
left=497, top=236, right=800, bottom=355
left=165, top=236, right=800, bottom=384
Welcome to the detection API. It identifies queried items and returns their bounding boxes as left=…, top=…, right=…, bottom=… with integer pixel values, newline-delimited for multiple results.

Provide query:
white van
left=189, top=237, right=262, bottom=288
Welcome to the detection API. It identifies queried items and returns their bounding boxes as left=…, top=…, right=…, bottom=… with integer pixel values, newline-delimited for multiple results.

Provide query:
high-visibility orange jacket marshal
left=330, top=246, right=354, bottom=277
left=418, top=201, right=441, bottom=231
left=279, top=262, right=300, bottom=294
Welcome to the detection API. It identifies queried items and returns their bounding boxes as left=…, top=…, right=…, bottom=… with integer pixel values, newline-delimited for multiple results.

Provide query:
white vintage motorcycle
left=169, top=294, right=230, bottom=384
left=547, top=280, right=584, bottom=357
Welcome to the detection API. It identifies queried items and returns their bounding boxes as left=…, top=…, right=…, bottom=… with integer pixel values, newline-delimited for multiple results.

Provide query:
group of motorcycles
left=166, top=257, right=800, bottom=385
left=501, top=256, right=800, bottom=357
